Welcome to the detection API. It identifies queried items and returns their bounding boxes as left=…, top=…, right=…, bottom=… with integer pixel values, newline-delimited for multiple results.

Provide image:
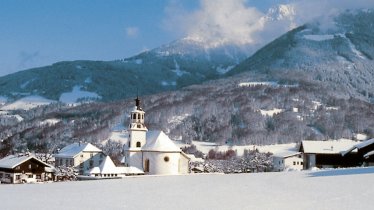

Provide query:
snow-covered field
left=1, top=167, right=373, bottom=210
left=0, top=95, right=55, bottom=110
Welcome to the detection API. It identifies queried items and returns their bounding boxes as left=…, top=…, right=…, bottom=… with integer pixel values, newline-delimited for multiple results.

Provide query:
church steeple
left=135, top=96, right=141, bottom=110
left=127, top=96, right=147, bottom=149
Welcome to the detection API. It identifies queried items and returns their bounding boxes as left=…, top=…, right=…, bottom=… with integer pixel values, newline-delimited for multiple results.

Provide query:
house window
left=137, top=124, right=141, bottom=128
left=301, top=162, right=303, bottom=165
left=136, top=142, right=141, bottom=147
left=293, top=161, right=296, bottom=165
left=28, top=174, right=33, bottom=178
left=164, top=156, right=170, bottom=162
left=36, top=175, right=41, bottom=179
left=16, top=175, right=20, bottom=180
left=29, top=164, right=32, bottom=169
left=16, top=166, right=20, bottom=170
left=0, top=173, right=3, bottom=178
left=5, top=174, right=10, bottom=178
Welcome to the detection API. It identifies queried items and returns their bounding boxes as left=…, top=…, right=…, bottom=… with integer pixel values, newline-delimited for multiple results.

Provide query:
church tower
left=128, top=96, right=147, bottom=148
left=123, top=96, right=147, bottom=168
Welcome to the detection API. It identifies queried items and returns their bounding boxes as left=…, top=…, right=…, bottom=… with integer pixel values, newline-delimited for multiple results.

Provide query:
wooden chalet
left=0, top=154, right=54, bottom=184
left=341, top=139, right=374, bottom=166
left=299, top=139, right=360, bottom=169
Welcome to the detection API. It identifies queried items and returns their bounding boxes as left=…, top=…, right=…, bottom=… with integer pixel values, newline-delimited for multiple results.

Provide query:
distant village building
left=87, top=156, right=143, bottom=179
left=123, top=97, right=190, bottom=175
left=299, top=139, right=359, bottom=169
left=54, top=142, right=105, bottom=175
left=272, top=152, right=303, bottom=171
left=0, top=154, right=54, bottom=184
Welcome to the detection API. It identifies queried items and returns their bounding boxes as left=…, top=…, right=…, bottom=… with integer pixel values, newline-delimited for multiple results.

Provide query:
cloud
left=126, top=27, right=139, bottom=38
left=164, top=0, right=374, bottom=49
left=164, top=0, right=265, bottom=47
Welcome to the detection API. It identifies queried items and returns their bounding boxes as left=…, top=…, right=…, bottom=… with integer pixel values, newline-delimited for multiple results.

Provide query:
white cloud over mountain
left=164, top=0, right=374, bottom=48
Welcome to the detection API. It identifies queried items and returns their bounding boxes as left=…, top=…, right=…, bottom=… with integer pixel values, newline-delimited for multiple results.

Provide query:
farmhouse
left=341, top=138, right=374, bottom=166
left=299, top=139, right=359, bottom=169
left=0, top=154, right=54, bottom=184
left=54, top=142, right=105, bottom=175
left=272, top=152, right=303, bottom=171
left=123, top=97, right=190, bottom=175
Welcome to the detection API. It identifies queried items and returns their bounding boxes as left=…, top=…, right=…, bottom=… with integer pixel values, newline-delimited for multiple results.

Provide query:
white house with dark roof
left=54, top=142, right=105, bottom=175
left=0, top=154, right=54, bottom=184
left=123, top=97, right=190, bottom=175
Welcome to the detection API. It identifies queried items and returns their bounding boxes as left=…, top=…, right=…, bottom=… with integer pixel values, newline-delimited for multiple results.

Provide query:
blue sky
left=0, top=0, right=373, bottom=76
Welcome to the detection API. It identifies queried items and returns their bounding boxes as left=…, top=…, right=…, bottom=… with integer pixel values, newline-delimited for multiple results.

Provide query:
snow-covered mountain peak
left=266, top=4, right=296, bottom=21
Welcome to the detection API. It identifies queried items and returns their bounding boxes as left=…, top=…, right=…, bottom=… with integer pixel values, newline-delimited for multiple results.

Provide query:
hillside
left=0, top=39, right=249, bottom=103
left=228, top=10, right=374, bottom=102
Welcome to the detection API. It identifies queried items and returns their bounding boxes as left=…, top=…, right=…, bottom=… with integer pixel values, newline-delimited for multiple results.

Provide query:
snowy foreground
left=1, top=168, right=374, bottom=210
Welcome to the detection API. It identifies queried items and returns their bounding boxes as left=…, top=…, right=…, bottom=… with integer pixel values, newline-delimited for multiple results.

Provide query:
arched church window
left=133, top=113, right=136, bottom=119
left=164, top=156, right=170, bottom=162
left=136, top=142, right=141, bottom=147
left=138, top=113, right=141, bottom=119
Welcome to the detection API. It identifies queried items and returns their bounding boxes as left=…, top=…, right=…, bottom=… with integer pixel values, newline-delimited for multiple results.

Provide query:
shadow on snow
left=308, top=167, right=374, bottom=177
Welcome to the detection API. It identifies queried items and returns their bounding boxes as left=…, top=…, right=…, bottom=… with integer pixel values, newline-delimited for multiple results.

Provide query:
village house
left=54, top=142, right=105, bottom=175
left=123, top=97, right=190, bottom=175
left=341, top=138, right=374, bottom=166
left=272, top=152, right=303, bottom=171
left=299, top=139, right=359, bottom=169
left=86, top=156, right=143, bottom=179
left=0, top=154, right=54, bottom=184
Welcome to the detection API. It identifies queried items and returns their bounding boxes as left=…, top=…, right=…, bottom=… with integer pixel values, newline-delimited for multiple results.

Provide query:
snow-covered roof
left=273, top=151, right=301, bottom=158
left=341, top=139, right=374, bottom=156
left=364, top=150, right=374, bottom=159
left=0, top=154, right=50, bottom=169
left=54, top=142, right=102, bottom=158
left=89, top=156, right=144, bottom=175
left=300, top=139, right=358, bottom=154
left=143, top=131, right=181, bottom=152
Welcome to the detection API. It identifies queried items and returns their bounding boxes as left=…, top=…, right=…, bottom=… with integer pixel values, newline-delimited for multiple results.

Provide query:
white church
left=123, top=97, right=190, bottom=175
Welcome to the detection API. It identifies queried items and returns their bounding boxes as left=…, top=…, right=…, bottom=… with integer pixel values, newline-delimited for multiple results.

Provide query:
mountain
left=0, top=38, right=250, bottom=103
left=228, top=9, right=374, bottom=102
left=2, top=9, right=374, bottom=158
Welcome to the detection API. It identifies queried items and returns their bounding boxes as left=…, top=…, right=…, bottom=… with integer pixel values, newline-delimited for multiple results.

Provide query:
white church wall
left=143, top=152, right=180, bottom=175
left=178, top=155, right=190, bottom=174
